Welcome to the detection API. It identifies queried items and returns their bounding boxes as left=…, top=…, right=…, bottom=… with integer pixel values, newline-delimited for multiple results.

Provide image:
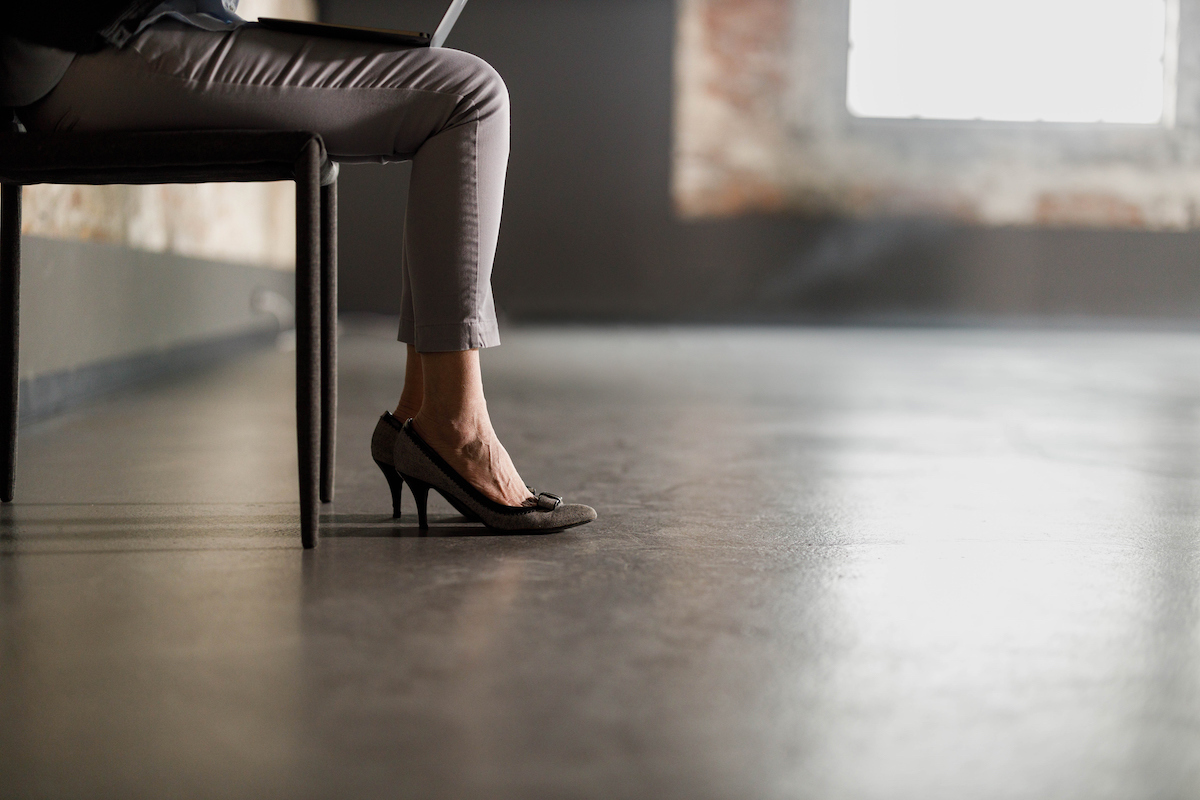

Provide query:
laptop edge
left=258, top=0, right=470, bottom=49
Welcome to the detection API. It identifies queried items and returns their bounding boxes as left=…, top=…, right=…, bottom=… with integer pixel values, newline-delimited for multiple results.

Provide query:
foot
left=410, top=410, right=534, bottom=507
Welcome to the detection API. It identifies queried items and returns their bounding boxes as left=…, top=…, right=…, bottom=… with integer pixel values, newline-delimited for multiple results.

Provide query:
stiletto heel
left=374, top=459, right=404, bottom=518
left=403, top=474, right=431, bottom=529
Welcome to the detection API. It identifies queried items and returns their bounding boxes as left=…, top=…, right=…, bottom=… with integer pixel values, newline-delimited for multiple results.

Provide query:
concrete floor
left=2, top=320, right=1199, bottom=799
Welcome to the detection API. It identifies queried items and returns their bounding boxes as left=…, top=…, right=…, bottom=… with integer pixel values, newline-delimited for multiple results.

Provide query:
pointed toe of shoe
left=555, top=503, right=597, bottom=529
left=487, top=501, right=596, bottom=532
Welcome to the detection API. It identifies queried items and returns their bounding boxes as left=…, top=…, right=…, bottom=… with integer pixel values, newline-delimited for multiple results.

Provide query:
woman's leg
left=23, top=22, right=532, bottom=504
left=392, top=74, right=528, bottom=503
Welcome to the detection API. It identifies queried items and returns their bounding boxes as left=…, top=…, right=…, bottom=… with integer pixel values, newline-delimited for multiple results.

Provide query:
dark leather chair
left=0, top=119, right=339, bottom=549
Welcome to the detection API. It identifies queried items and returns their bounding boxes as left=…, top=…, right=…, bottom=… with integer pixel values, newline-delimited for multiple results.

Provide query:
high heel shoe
left=371, top=412, right=409, bottom=517
left=393, top=419, right=598, bottom=532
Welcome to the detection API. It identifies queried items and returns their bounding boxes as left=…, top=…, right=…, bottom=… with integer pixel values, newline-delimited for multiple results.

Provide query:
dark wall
left=326, top=0, right=1200, bottom=324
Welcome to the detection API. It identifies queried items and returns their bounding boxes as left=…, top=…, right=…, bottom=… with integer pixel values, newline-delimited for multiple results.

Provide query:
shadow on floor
left=318, top=513, right=564, bottom=538
left=0, top=505, right=563, bottom=548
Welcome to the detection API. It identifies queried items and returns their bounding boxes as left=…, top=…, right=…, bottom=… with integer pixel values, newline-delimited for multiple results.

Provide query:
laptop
left=258, top=0, right=469, bottom=49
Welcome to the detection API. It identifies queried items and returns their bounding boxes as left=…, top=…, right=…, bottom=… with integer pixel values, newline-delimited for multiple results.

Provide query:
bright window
left=846, top=0, right=1176, bottom=124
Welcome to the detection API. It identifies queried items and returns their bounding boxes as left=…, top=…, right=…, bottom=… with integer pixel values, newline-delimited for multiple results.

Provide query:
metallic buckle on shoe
left=535, top=492, right=563, bottom=511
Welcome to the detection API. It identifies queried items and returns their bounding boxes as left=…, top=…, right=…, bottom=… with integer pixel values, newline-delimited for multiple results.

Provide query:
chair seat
left=0, top=130, right=338, bottom=186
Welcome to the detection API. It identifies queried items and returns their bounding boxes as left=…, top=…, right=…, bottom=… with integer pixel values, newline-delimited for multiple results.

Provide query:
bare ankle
left=393, top=399, right=422, bottom=423
left=395, top=343, right=424, bottom=423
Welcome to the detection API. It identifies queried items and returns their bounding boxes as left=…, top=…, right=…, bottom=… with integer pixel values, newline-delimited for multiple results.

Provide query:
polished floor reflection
left=2, top=320, right=1199, bottom=799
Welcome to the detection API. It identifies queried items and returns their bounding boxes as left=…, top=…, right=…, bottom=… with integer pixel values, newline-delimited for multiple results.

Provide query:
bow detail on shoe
left=534, top=492, right=562, bottom=511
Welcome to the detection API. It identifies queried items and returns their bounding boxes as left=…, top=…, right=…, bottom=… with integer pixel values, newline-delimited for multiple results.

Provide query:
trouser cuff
left=397, top=319, right=501, bottom=352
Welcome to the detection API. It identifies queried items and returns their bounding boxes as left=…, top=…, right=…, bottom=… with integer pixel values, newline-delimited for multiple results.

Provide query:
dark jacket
left=1, top=1, right=162, bottom=53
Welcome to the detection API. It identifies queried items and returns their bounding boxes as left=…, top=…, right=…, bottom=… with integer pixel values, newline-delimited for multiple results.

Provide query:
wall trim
left=18, top=329, right=281, bottom=424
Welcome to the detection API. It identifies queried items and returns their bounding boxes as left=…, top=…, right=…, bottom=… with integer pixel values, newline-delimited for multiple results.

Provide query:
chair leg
left=295, top=143, right=322, bottom=549
left=320, top=179, right=338, bottom=504
left=0, top=185, right=20, bottom=504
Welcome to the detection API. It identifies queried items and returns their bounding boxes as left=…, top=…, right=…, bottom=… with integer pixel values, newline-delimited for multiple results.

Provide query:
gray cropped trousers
left=21, top=21, right=509, bottom=352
